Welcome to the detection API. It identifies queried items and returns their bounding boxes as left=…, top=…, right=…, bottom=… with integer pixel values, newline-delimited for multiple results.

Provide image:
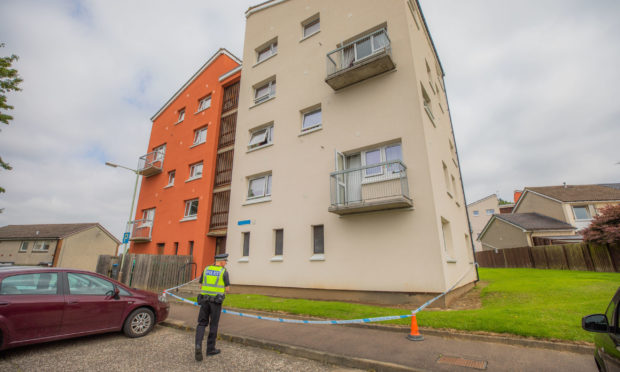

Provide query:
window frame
left=312, top=225, right=324, bottom=255
left=473, top=210, right=480, bottom=217
left=193, top=126, right=208, bottom=146
left=0, top=272, right=59, bottom=295
left=274, top=229, right=284, bottom=257
left=167, top=170, right=175, bottom=187
left=485, top=209, right=495, bottom=215
left=572, top=205, right=592, bottom=220
left=184, top=198, right=199, bottom=219
left=256, top=41, right=278, bottom=64
left=177, top=108, right=185, bottom=123
left=19, top=241, right=29, bottom=253
left=32, top=240, right=52, bottom=252
left=360, top=143, right=403, bottom=179
left=242, top=232, right=250, bottom=257
left=247, top=174, right=272, bottom=200
left=302, top=17, right=320, bottom=39
left=197, top=95, right=211, bottom=113
left=188, top=162, right=203, bottom=181
left=301, top=108, right=322, bottom=133
left=248, top=125, right=274, bottom=151
left=254, top=79, right=276, bottom=105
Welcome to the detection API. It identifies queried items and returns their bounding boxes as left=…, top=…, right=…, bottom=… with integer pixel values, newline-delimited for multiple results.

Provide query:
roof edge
left=246, top=0, right=290, bottom=18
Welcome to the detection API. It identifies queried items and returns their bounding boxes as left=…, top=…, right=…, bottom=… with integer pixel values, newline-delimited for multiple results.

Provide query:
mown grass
left=187, top=268, right=620, bottom=342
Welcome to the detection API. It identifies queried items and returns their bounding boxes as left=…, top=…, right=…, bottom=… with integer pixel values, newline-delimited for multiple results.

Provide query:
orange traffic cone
left=406, top=314, right=424, bottom=341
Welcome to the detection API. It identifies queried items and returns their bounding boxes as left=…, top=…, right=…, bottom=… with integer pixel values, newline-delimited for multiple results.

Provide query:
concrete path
left=165, top=301, right=597, bottom=372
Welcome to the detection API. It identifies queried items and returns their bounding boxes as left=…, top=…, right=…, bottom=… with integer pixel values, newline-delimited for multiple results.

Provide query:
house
left=0, top=223, right=119, bottom=271
left=467, top=194, right=500, bottom=251
left=128, top=49, right=241, bottom=271
left=224, top=0, right=477, bottom=306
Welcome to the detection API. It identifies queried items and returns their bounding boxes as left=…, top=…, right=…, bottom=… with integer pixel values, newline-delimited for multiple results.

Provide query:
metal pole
left=119, top=170, right=139, bottom=282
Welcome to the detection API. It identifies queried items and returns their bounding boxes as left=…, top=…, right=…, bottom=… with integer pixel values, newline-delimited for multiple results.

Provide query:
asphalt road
left=0, top=326, right=361, bottom=372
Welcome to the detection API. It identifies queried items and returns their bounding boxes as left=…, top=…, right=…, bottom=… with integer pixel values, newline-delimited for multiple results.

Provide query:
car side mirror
left=582, top=314, right=608, bottom=333
left=106, top=287, right=120, bottom=300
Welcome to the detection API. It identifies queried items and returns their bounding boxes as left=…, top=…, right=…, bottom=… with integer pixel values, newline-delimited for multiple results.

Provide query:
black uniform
left=195, top=268, right=229, bottom=354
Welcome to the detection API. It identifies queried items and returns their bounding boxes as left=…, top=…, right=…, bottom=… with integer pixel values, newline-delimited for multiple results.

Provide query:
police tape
left=163, top=263, right=477, bottom=325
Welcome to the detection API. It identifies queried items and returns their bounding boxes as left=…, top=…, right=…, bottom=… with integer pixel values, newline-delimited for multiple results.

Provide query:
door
left=334, top=151, right=347, bottom=205
left=0, top=272, right=64, bottom=342
left=62, top=272, right=129, bottom=335
left=346, top=154, right=362, bottom=204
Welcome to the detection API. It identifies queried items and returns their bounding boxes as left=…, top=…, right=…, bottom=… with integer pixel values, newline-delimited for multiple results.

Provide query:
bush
left=580, top=204, right=620, bottom=244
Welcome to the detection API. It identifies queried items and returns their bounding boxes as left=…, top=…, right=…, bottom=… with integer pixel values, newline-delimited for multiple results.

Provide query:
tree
left=0, top=43, right=23, bottom=194
left=580, top=204, right=620, bottom=245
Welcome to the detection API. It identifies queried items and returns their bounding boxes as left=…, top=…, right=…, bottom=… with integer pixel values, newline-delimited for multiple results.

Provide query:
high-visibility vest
left=201, top=265, right=226, bottom=297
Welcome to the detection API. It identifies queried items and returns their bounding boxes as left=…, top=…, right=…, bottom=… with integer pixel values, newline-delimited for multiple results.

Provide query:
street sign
left=122, top=232, right=130, bottom=244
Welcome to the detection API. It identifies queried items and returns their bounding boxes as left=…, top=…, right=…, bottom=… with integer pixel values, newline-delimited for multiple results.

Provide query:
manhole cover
left=437, top=355, right=487, bottom=370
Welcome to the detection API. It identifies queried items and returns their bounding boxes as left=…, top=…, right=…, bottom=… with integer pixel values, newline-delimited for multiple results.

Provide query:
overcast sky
left=0, top=0, right=618, bottom=239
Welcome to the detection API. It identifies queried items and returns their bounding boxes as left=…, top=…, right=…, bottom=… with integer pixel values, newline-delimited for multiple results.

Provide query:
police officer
left=195, top=253, right=230, bottom=361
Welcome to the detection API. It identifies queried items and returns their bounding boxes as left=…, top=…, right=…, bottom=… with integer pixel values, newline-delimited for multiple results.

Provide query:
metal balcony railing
left=128, top=219, right=153, bottom=242
left=137, top=150, right=165, bottom=177
left=326, top=28, right=394, bottom=90
left=329, top=160, right=412, bottom=215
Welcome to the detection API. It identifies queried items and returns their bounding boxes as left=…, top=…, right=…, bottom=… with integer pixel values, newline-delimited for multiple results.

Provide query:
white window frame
left=257, top=41, right=278, bottom=63
left=167, top=171, right=175, bottom=187
left=360, top=143, right=403, bottom=179
left=301, top=108, right=322, bottom=133
left=421, top=85, right=434, bottom=123
left=193, top=127, right=207, bottom=146
left=177, top=108, right=185, bottom=123
left=247, top=174, right=272, bottom=201
left=485, top=209, right=495, bottom=215
left=197, top=96, right=211, bottom=113
left=19, top=241, right=29, bottom=253
left=248, top=125, right=273, bottom=151
left=351, top=30, right=389, bottom=63
left=153, top=144, right=166, bottom=161
left=188, top=162, right=203, bottom=181
left=184, top=199, right=199, bottom=219
left=32, top=241, right=51, bottom=252
left=254, top=79, right=276, bottom=105
left=572, top=205, right=592, bottom=220
left=140, top=208, right=155, bottom=228
left=302, top=17, right=320, bottom=39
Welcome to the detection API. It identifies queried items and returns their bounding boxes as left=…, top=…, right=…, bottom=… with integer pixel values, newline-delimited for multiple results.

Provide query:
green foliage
left=498, top=198, right=512, bottom=205
left=0, top=42, right=23, bottom=193
left=212, top=268, right=619, bottom=342
left=580, top=204, right=620, bottom=244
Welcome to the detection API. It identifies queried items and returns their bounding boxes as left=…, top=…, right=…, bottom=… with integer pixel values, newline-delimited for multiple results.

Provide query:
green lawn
left=190, top=268, right=620, bottom=342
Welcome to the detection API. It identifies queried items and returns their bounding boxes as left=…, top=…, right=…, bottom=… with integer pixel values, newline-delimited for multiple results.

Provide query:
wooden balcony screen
left=221, top=81, right=239, bottom=114
left=214, top=149, right=234, bottom=187
left=218, top=113, right=237, bottom=149
left=210, top=190, right=231, bottom=230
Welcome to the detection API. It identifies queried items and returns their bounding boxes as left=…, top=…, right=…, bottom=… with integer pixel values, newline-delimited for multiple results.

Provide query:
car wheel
left=123, top=308, right=155, bottom=338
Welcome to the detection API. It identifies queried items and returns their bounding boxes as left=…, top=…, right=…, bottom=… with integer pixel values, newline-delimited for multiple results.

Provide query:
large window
left=0, top=273, right=58, bottom=295
left=257, top=41, right=277, bottom=63
left=247, top=174, right=272, bottom=200
left=193, top=127, right=207, bottom=146
left=573, top=205, right=592, bottom=220
left=32, top=241, right=52, bottom=252
left=362, top=143, right=402, bottom=177
left=67, top=273, right=114, bottom=296
left=248, top=125, right=273, bottom=150
left=184, top=199, right=199, bottom=218
left=302, top=108, right=322, bottom=133
left=188, top=162, right=203, bottom=180
left=254, top=79, right=276, bottom=104
left=197, top=96, right=211, bottom=112
left=344, top=29, right=389, bottom=64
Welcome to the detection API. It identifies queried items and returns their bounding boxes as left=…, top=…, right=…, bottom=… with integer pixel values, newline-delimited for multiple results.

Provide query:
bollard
left=406, top=313, right=424, bottom=341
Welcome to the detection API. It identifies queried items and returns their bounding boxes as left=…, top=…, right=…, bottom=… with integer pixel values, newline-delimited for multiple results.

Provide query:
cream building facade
left=225, top=0, right=476, bottom=305
left=467, top=194, right=500, bottom=251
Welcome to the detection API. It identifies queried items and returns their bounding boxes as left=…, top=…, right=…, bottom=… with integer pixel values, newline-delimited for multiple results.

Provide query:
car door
left=601, top=290, right=620, bottom=372
left=61, top=272, right=129, bottom=335
left=0, top=272, right=64, bottom=343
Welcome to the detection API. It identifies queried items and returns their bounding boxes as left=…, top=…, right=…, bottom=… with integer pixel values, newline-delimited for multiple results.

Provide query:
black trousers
left=195, top=299, right=222, bottom=352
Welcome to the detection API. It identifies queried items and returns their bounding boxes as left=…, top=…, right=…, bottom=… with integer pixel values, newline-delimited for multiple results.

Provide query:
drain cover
left=437, top=355, right=487, bottom=370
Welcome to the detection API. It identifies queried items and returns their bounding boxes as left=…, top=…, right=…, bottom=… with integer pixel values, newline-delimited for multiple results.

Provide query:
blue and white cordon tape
left=163, top=263, right=476, bottom=325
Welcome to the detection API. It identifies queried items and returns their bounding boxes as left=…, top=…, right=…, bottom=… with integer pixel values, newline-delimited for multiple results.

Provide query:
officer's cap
left=214, top=253, right=229, bottom=261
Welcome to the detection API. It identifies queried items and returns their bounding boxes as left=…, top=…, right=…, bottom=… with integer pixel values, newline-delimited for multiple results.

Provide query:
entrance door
left=216, top=237, right=227, bottom=255
left=346, top=154, right=362, bottom=203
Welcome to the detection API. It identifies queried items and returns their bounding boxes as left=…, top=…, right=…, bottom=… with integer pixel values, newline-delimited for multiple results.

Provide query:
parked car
left=582, top=287, right=620, bottom=372
left=0, top=266, right=169, bottom=350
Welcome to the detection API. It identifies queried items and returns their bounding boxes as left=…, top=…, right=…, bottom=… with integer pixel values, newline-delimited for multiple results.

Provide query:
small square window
left=248, top=125, right=273, bottom=150
left=184, top=199, right=199, bottom=218
left=254, top=79, right=276, bottom=104
left=167, top=171, right=175, bottom=186
left=247, top=174, right=272, bottom=199
left=303, top=17, right=320, bottom=38
left=197, top=96, right=211, bottom=112
left=193, top=127, right=207, bottom=145
left=257, top=41, right=278, bottom=63
left=177, top=108, right=185, bottom=123
left=19, top=241, right=29, bottom=253
left=302, top=108, right=321, bottom=132
left=189, top=162, right=203, bottom=180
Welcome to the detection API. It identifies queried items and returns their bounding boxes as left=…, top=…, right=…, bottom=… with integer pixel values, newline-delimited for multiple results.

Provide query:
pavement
left=164, top=301, right=598, bottom=372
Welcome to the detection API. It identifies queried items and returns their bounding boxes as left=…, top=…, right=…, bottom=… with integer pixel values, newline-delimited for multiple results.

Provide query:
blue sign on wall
left=122, top=232, right=130, bottom=244
left=237, top=220, right=251, bottom=226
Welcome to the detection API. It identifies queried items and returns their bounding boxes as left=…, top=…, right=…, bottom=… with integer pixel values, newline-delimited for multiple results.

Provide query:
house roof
left=0, top=223, right=120, bottom=244
left=494, top=213, right=575, bottom=231
left=150, top=48, right=242, bottom=122
left=467, top=194, right=497, bottom=207
left=525, top=184, right=620, bottom=203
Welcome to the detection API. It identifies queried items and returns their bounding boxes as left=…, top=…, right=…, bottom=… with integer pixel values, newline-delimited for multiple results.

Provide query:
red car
left=0, top=266, right=169, bottom=350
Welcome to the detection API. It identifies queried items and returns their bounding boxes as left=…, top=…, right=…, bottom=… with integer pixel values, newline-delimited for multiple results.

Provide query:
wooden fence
left=475, top=243, right=620, bottom=272
left=96, top=254, right=196, bottom=291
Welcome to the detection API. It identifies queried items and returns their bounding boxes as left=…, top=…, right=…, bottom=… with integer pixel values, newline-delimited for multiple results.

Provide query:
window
left=302, top=108, right=322, bottom=132
left=184, top=199, right=199, bottom=218
left=361, top=143, right=402, bottom=177
left=242, top=232, right=250, bottom=257
left=441, top=218, right=455, bottom=260
left=344, top=29, right=389, bottom=64
left=142, top=208, right=155, bottom=224
left=485, top=209, right=495, bottom=215
left=157, top=243, right=164, bottom=255
left=189, top=241, right=194, bottom=256
left=365, top=149, right=382, bottom=176
left=177, top=108, right=185, bottom=123
left=0, top=273, right=58, bottom=295
left=167, top=171, right=175, bottom=186
left=473, top=210, right=480, bottom=216
left=451, top=175, right=458, bottom=200
left=19, top=241, right=29, bottom=252
left=303, top=16, right=320, bottom=38
left=188, top=162, right=203, bottom=180
left=257, top=41, right=277, bottom=63
left=193, top=127, right=207, bottom=145
left=32, top=241, right=51, bottom=252
left=254, top=79, right=276, bottom=104
left=174, top=242, right=179, bottom=255
left=442, top=162, right=451, bottom=196
left=197, top=96, right=211, bottom=112
left=274, top=229, right=283, bottom=256
left=421, top=85, right=434, bottom=123
left=153, top=144, right=166, bottom=161
left=247, top=174, right=272, bottom=199
left=573, top=206, right=592, bottom=220
left=67, top=273, right=113, bottom=296
left=313, top=225, right=324, bottom=254
left=248, top=125, right=273, bottom=150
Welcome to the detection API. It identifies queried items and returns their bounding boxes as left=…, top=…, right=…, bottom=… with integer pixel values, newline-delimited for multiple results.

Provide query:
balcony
left=329, top=160, right=413, bottom=215
left=128, top=219, right=153, bottom=242
left=326, top=28, right=395, bottom=90
left=137, top=150, right=164, bottom=177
